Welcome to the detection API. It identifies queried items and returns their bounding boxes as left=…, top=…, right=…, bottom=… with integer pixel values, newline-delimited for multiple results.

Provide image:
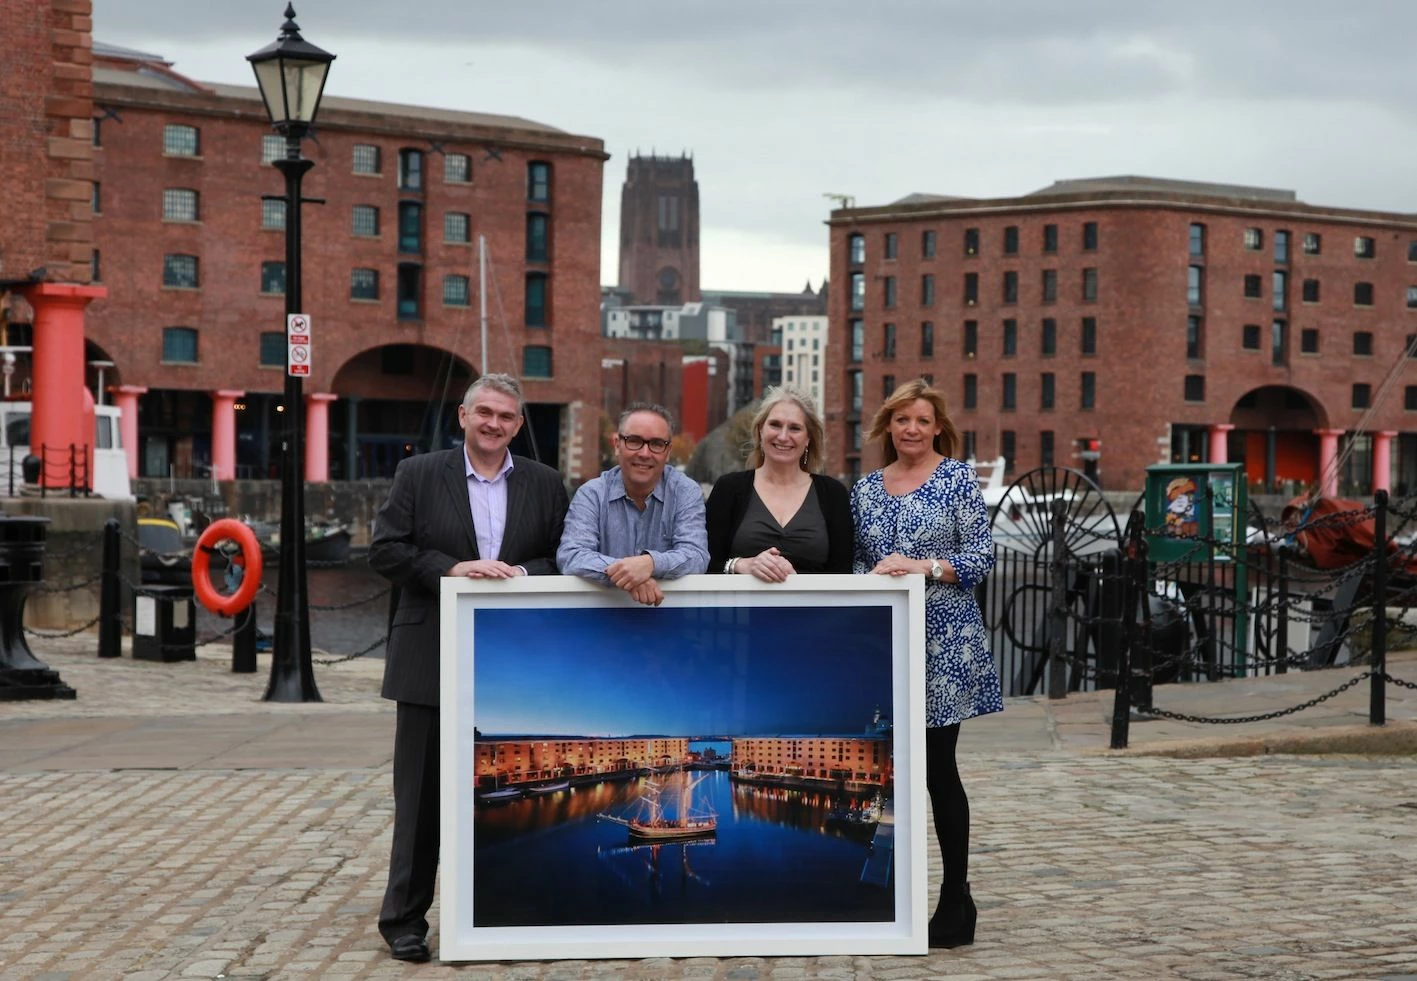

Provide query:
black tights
left=925, top=724, right=969, bottom=896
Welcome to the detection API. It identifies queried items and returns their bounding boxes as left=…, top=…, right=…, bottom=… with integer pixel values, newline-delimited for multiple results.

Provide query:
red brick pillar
left=109, top=384, right=146, bottom=479
left=19, top=283, right=105, bottom=487
left=304, top=393, right=337, bottom=483
left=1315, top=428, right=1343, bottom=498
left=211, top=390, right=244, bottom=481
left=1373, top=430, right=1397, bottom=495
left=1207, top=424, right=1234, bottom=465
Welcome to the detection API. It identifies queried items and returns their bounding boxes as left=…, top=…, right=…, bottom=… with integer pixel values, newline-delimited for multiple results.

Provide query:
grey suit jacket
left=369, top=448, right=569, bottom=706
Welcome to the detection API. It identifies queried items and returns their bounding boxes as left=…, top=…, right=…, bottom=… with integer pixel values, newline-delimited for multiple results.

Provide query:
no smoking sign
left=287, top=313, right=312, bottom=377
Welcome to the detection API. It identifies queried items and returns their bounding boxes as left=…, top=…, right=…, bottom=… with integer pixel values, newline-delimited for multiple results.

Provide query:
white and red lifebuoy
left=192, top=518, right=263, bottom=616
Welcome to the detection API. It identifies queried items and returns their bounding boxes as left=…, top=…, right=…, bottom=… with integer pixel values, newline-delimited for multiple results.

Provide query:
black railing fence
left=976, top=467, right=1415, bottom=749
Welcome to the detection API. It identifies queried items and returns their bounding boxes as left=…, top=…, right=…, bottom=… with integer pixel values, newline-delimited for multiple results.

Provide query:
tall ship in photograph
left=606, top=771, right=717, bottom=840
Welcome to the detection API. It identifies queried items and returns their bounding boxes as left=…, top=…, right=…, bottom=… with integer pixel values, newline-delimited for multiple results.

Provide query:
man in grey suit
left=369, top=373, right=568, bottom=962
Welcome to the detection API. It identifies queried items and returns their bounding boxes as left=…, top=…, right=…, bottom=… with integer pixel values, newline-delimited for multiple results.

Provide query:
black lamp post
left=247, top=4, right=334, bottom=702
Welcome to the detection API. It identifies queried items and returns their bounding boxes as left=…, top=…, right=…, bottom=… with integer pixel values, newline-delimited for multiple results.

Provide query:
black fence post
left=1276, top=551, right=1290, bottom=675
left=98, top=518, right=122, bottom=658
left=1047, top=499, right=1068, bottom=700
left=232, top=601, right=257, bottom=673
left=1372, top=489, right=1387, bottom=727
left=1110, top=518, right=1144, bottom=749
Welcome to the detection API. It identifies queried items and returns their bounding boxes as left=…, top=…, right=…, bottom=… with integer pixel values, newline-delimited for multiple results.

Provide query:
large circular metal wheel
left=988, top=466, right=1120, bottom=557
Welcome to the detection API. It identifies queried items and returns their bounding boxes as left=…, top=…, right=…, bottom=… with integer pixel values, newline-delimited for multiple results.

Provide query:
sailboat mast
left=479, top=234, right=489, bottom=376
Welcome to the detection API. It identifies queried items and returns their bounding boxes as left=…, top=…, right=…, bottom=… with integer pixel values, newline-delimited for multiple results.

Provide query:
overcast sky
left=95, top=1, right=1417, bottom=293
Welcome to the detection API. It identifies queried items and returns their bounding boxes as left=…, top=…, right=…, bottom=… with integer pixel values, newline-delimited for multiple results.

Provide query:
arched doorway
left=1227, top=385, right=1329, bottom=494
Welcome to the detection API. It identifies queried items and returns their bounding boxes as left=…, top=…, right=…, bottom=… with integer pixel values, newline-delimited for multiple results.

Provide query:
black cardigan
left=705, top=469, right=854, bottom=574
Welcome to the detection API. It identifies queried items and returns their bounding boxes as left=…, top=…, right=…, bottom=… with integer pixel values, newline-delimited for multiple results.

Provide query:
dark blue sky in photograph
left=473, top=605, right=892, bottom=737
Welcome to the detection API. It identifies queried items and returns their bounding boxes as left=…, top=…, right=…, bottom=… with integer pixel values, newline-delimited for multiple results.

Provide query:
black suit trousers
left=379, top=702, right=440, bottom=942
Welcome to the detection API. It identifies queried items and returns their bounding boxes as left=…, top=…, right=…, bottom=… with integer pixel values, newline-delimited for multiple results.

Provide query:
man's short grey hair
left=618, top=402, right=676, bottom=434
left=463, top=373, right=524, bottom=411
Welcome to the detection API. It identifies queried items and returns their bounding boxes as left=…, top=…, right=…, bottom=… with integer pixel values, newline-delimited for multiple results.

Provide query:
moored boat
left=477, top=787, right=523, bottom=803
left=525, top=780, right=570, bottom=795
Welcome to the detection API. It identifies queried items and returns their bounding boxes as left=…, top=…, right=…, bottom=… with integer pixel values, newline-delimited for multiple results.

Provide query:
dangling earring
left=801, top=443, right=810, bottom=469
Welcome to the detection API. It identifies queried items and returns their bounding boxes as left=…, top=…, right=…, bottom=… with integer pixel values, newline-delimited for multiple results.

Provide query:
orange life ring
left=193, top=518, right=263, bottom=616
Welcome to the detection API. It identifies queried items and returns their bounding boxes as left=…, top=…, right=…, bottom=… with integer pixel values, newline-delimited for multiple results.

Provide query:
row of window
left=848, top=269, right=1100, bottom=311
left=843, top=369, right=1099, bottom=414
left=844, top=428, right=1058, bottom=477
left=846, top=317, right=1099, bottom=361
left=849, top=222, right=1099, bottom=265
left=1189, top=224, right=1400, bottom=262
left=159, top=326, right=554, bottom=377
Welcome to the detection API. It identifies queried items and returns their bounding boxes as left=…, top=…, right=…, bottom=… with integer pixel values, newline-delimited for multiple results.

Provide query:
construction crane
left=823, top=192, right=856, bottom=211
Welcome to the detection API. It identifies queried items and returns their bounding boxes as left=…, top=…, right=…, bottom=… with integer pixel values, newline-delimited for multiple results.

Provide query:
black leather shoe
left=928, top=882, right=977, bottom=949
left=389, top=934, right=431, bottom=962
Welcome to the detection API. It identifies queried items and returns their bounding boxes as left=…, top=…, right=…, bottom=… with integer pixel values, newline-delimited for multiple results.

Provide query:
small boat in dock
left=477, top=786, right=523, bottom=803
left=525, top=780, right=570, bottom=795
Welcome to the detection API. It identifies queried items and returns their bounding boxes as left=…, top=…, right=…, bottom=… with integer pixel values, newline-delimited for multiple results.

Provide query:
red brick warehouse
left=86, top=42, right=607, bottom=483
left=824, top=176, right=1417, bottom=495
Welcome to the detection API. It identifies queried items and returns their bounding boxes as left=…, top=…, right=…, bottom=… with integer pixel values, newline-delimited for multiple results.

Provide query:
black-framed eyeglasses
left=619, top=434, right=671, bottom=453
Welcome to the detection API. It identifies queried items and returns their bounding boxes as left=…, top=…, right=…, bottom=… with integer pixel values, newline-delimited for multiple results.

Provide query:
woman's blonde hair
left=867, top=378, right=959, bottom=466
left=746, top=385, right=826, bottom=472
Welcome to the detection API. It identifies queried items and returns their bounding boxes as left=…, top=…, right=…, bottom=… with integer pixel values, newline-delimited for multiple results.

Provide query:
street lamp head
left=247, top=3, right=335, bottom=138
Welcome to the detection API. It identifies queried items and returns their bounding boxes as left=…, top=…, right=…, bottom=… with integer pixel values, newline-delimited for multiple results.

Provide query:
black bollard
left=233, top=601, right=257, bottom=673
left=0, top=514, right=75, bottom=700
left=98, top=518, right=122, bottom=658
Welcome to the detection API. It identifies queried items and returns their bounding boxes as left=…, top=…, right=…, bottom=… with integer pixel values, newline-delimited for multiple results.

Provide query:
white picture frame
left=439, top=574, right=926, bottom=961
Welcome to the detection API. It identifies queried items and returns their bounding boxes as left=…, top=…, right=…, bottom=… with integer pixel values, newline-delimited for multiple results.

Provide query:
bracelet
left=725, top=557, right=739, bottom=575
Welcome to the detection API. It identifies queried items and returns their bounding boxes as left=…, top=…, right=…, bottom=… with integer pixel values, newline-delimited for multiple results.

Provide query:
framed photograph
left=439, top=574, right=926, bottom=961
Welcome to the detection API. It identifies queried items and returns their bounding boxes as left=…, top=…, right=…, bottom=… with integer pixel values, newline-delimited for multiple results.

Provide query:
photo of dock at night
left=468, top=604, right=897, bottom=928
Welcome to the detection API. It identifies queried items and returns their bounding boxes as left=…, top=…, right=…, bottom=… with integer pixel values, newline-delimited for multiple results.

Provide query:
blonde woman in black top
left=706, top=386, right=853, bottom=578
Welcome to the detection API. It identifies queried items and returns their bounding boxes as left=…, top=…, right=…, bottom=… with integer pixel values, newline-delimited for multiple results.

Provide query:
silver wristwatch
left=929, top=560, right=943, bottom=580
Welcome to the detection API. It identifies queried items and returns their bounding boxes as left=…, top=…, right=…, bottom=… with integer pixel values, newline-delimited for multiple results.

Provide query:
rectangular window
left=849, top=234, right=865, bottom=265
left=1354, top=331, right=1374, bottom=356
left=161, top=327, right=198, bottom=363
left=1040, top=372, right=1055, bottom=410
left=1189, top=223, right=1205, bottom=257
left=964, top=320, right=978, bottom=358
left=1242, top=324, right=1261, bottom=350
left=964, top=228, right=979, bottom=256
left=163, top=123, right=199, bottom=156
left=1272, top=270, right=1287, bottom=311
left=1042, top=269, right=1058, bottom=303
left=528, top=161, right=551, bottom=202
left=162, top=254, right=198, bottom=288
left=1409, top=242, right=1417, bottom=263
left=882, top=323, right=896, bottom=359
left=1272, top=319, right=1288, bottom=366
left=259, top=331, right=285, bottom=367
left=1041, top=318, right=1056, bottom=356
left=398, top=201, right=423, bottom=253
left=849, top=370, right=863, bottom=412
left=527, top=212, right=549, bottom=261
left=1003, top=226, right=1019, bottom=255
left=1001, top=373, right=1016, bottom=410
left=1355, top=236, right=1376, bottom=259
left=1301, top=328, right=1319, bottom=354
left=523, top=345, right=553, bottom=378
left=1002, top=318, right=1017, bottom=356
left=1082, top=267, right=1098, bottom=302
left=1043, top=224, right=1058, bottom=253
left=1080, top=371, right=1096, bottom=409
left=921, top=274, right=935, bottom=306
left=883, top=276, right=897, bottom=308
left=398, top=148, right=424, bottom=191
left=850, top=272, right=865, bottom=311
left=849, top=319, right=864, bottom=362
left=1355, top=282, right=1375, bottom=306
left=261, top=198, right=286, bottom=230
left=1407, top=286, right=1417, bottom=310
left=1244, top=274, right=1262, bottom=298
left=397, top=264, right=423, bottom=320
left=444, top=212, right=471, bottom=244
left=443, top=274, right=470, bottom=306
left=1275, top=230, right=1290, bottom=264
left=92, top=116, right=101, bottom=147
left=444, top=153, right=472, bottom=184
left=882, top=375, right=896, bottom=399
left=1001, top=431, right=1016, bottom=473
left=525, top=273, right=548, bottom=326
left=962, top=431, right=976, bottom=461
left=1244, top=227, right=1263, bottom=250
left=1040, top=430, right=1054, bottom=467
left=1187, top=315, right=1203, bottom=359
left=91, top=247, right=100, bottom=283
left=963, top=374, right=977, bottom=409
left=921, top=230, right=936, bottom=258
left=963, top=272, right=978, bottom=305
left=1188, top=266, right=1203, bottom=305
left=1303, top=232, right=1321, bottom=255
left=1081, top=317, right=1097, bottom=355
left=1082, top=221, right=1098, bottom=251
left=1184, top=375, right=1205, bottom=402
left=352, top=144, right=381, bottom=174
left=1302, top=278, right=1320, bottom=303
left=920, top=321, right=934, bottom=357
left=260, top=261, right=285, bottom=294
left=1353, top=383, right=1371, bottom=408
left=1408, top=386, right=1417, bottom=410
left=884, top=233, right=898, bottom=260
left=1003, top=271, right=1018, bottom=304
left=261, top=133, right=283, bottom=164
left=352, top=204, right=380, bottom=237
left=162, top=188, right=197, bottom=222
left=350, top=267, right=379, bottom=300
left=92, top=181, right=100, bottom=214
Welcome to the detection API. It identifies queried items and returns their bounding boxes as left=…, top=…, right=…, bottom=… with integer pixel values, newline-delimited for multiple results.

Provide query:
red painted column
left=1315, top=428, right=1344, bottom=498
left=19, top=283, right=106, bottom=487
left=110, top=384, right=147, bottom=479
left=305, top=393, right=337, bottom=482
left=1373, top=430, right=1397, bottom=494
left=211, top=390, right=244, bottom=481
left=1207, top=423, right=1235, bottom=464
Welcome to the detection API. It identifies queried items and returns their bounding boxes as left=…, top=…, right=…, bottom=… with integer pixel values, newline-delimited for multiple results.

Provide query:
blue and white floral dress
left=852, top=458, right=1004, bottom=728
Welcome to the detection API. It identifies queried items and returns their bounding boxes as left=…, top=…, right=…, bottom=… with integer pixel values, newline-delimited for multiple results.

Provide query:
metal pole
left=1371, top=489, right=1387, bottom=726
left=266, top=133, right=321, bottom=703
left=479, top=234, right=488, bottom=375
left=233, top=601, right=257, bottom=674
left=98, top=518, right=121, bottom=658
left=1047, top=498, right=1067, bottom=699
left=1276, top=551, right=1289, bottom=675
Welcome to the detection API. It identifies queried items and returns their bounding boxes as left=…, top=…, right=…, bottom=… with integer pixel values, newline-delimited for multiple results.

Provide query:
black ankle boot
left=928, top=882, right=977, bottom=948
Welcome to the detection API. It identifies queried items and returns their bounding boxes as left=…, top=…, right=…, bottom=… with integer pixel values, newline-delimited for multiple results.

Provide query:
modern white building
left=774, top=315, right=828, bottom=414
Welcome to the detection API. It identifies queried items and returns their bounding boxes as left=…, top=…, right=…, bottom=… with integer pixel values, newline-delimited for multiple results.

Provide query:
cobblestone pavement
left=3, top=643, right=1417, bottom=979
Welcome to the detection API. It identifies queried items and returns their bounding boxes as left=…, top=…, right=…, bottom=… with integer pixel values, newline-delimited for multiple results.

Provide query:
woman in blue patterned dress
left=852, top=379, right=1003, bottom=949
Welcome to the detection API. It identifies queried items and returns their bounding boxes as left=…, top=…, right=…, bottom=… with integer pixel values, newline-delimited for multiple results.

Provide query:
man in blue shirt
left=558, top=403, right=709, bottom=605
